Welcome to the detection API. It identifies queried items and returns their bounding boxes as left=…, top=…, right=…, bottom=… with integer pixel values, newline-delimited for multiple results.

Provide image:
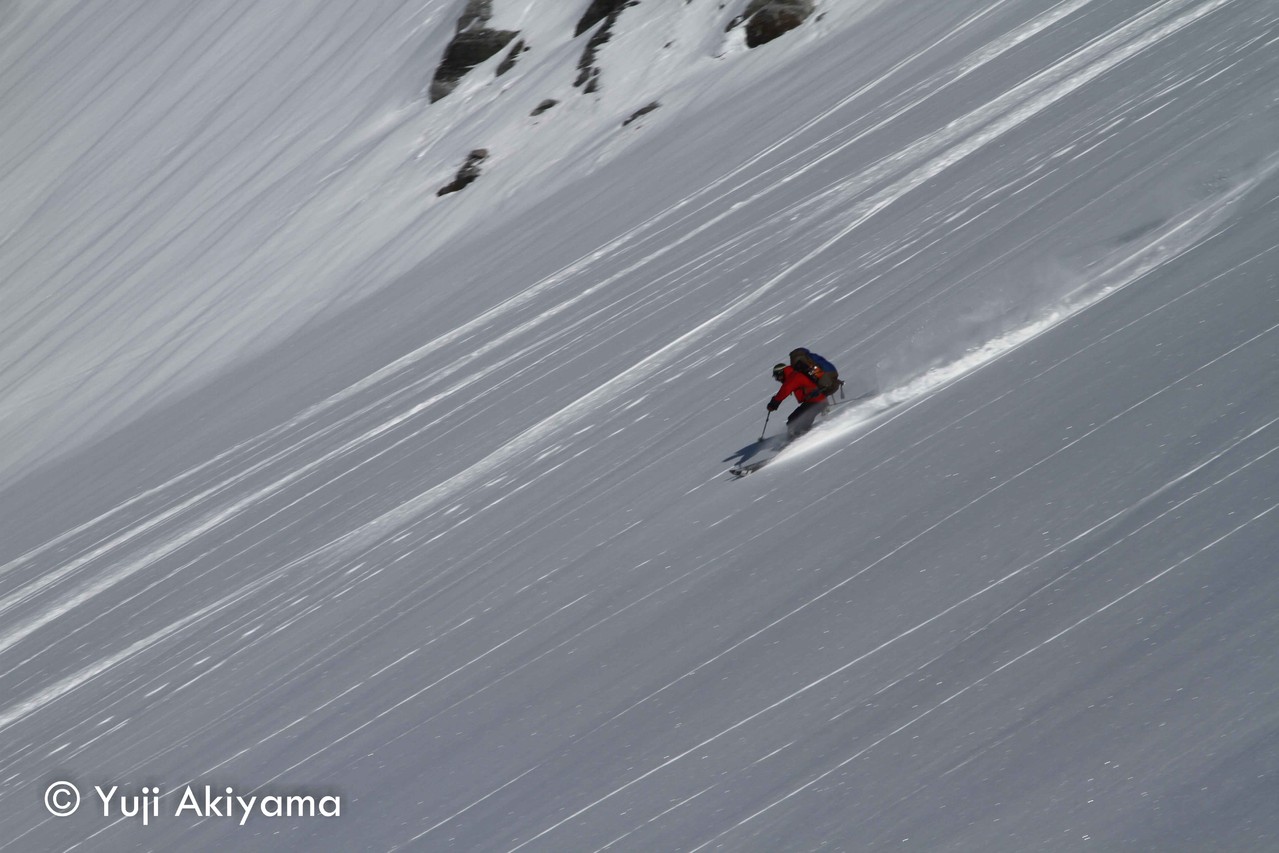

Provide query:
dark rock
left=622, top=101, right=659, bottom=126
left=530, top=99, right=559, bottom=116
left=455, top=0, right=492, bottom=33
left=428, top=1, right=522, bottom=102
left=495, top=38, right=527, bottom=77
left=575, top=63, right=601, bottom=94
left=430, top=29, right=519, bottom=101
left=574, top=0, right=630, bottom=37
left=574, top=1, right=638, bottom=93
left=437, top=149, right=489, bottom=196
left=733, top=0, right=814, bottom=48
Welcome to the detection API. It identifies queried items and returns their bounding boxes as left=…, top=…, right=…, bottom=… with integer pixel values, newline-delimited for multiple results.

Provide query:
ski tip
left=728, top=460, right=768, bottom=478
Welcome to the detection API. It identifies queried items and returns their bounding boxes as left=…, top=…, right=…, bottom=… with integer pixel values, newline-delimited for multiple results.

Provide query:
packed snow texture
left=2, top=0, right=1278, bottom=850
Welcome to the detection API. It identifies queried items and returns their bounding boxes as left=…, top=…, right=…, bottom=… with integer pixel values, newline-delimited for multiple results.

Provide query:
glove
left=766, top=399, right=780, bottom=412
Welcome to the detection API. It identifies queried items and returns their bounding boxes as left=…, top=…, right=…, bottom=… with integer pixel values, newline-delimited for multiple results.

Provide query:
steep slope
left=2, top=1, right=1278, bottom=851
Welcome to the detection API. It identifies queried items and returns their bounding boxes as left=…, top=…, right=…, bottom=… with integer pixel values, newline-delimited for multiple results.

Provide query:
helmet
left=772, top=363, right=787, bottom=382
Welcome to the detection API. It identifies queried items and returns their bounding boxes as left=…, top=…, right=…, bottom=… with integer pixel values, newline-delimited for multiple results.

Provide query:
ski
left=727, top=391, right=877, bottom=479
left=728, top=459, right=771, bottom=478
left=728, top=440, right=789, bottom=477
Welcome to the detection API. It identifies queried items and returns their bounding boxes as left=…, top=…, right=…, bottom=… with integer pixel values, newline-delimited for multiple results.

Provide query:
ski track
left=487, top=312, right=1279, bottom=851
left=0, top=0, right=1081, bottom=497
left=358, top=191, right=1274, bottom=852
left=252, top=0, right=1254, bottom=569
left=0, top=2, right=1275, bottom=849
left=777, top=196, right=1279, bottom=472
left=691, top=499, right=1279, bottom=852
left=1, top=0, right=1253, bottom=608
left=0, top=0, right=1260, bottom=742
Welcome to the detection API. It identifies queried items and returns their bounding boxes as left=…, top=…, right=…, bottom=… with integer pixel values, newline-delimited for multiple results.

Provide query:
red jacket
left=772, top=366, right=826, bottom=406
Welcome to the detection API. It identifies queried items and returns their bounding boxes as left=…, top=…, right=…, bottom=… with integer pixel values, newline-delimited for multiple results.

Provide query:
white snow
left=2, top=0, right=1278, bottom=850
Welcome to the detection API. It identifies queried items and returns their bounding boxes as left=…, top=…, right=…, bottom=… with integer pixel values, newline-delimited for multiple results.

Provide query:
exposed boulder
left=437, top=149, right=489, bottom=196
left=455, top=0, right=492, bottom=33
left=495, top=38, right=528, bottom=77
left=429, top=1, right=520, bottom=102
left=574, top=0, right=638, bottom=94
left=530, top=98, right=559, bottom=116
left=622, top=101, right=659, bottom=126
left=574, top=0, right=631, bottom=38
left=728, top=0, right=815, bottom=48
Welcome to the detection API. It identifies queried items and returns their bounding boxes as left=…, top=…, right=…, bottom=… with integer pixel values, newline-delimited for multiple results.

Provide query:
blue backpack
left=791, top=348, right=843, bottom=397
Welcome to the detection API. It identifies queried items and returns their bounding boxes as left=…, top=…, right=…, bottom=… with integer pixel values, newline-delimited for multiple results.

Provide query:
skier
left=767, top=362, right=828, bottom=438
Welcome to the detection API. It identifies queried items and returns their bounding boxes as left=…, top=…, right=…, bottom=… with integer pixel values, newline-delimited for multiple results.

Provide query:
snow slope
left=2, top=0, right=1278, bottom=850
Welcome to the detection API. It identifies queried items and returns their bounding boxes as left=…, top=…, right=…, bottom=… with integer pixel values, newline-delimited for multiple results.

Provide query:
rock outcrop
left=622, top=101, right=659, bottom=126
left=530, top=99, right=559, bottom=117
left=574, top=0, right=632, bottom=37
left=729, top=0, right=815, bottom=48
left=574, top=0, right=638, bottom=94
left=429, top=1, right=519, bottom=102
left=437, top=149, right=489, bottom=196
left=454, top=0, right=492, bottom=33
left=495, top=38, right=528, bottom=77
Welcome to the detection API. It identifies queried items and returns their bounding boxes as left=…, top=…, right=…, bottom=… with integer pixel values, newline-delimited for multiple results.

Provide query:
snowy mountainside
left=0, top=0, right=765, bottom=485
left=2, top=1, right=1279, bottom=851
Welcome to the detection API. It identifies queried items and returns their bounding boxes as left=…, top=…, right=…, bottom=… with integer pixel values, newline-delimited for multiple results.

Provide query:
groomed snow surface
left=2, top=0, right=1278, bottom=850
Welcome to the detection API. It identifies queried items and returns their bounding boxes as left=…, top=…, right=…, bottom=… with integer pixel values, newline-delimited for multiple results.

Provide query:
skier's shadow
left=723, top=435, right=786, bottom=467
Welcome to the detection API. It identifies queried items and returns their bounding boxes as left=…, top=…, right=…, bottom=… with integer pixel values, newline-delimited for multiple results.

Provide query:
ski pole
left=759, top=411, right=771, bottom=441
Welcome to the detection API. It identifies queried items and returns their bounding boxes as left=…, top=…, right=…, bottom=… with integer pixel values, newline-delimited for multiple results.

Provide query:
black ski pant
left=786, top=400, right=827, bottom=438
